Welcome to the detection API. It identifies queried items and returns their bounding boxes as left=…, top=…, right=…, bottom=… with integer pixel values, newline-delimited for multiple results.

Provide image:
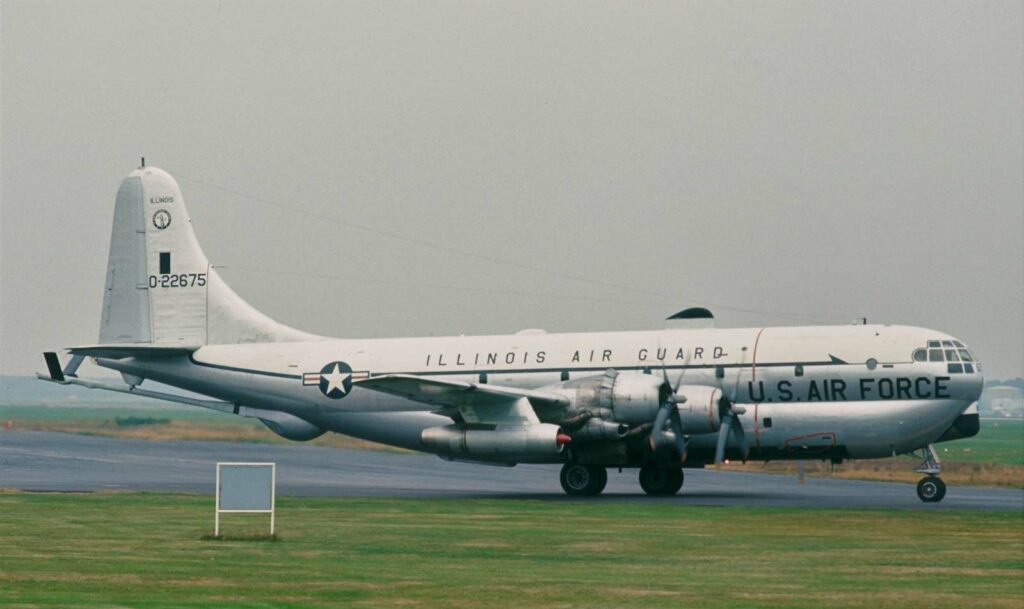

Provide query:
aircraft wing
left=354, top=374, right=569, bottom=424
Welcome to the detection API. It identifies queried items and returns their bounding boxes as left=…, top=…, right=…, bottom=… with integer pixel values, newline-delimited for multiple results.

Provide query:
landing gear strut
left=560, top=463, right=608, bottom=496
left=912, top=444, right=946, bottom=503
left=638, top=464, right=684, bottom=496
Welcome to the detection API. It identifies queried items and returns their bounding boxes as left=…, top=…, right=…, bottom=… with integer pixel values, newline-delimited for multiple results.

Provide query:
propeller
left=649, top=366, right=687, bottom=462
left=714, top=399, right=748, bottom=465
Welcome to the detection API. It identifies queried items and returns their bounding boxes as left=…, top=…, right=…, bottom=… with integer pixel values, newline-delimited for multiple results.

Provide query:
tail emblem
left=152, top=209, right=171, bottom=230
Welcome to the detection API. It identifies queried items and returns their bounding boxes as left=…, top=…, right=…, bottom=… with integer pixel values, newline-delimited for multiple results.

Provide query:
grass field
left=942, top=419, right=1024, bottom=465
left=0, top=404, right=396, bottom=451
left=0, top=493, right=1021, bottom=609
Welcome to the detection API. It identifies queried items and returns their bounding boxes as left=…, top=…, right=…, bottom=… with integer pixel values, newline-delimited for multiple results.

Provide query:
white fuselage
left=99, top=323, right=983, bottom=463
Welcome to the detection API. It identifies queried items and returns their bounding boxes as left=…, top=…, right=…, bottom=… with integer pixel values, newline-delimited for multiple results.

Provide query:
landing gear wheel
left=560, top=464, right=608, bottom=496
left=916, top=476, right=946, bottom=503
left=639, top=464, right=683, bottom=496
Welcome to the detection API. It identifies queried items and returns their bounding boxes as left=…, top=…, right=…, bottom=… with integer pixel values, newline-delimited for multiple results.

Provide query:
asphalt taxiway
left=1, top=431, right=1021, bottom=510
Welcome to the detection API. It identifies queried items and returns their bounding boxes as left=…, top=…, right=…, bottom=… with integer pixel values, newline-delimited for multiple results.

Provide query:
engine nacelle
left=421, top=423, right=567, bottom=462
left=550, top=369, right=667, bottom=425
left=259, top=413, right=327, bottom=441
left=572, top=419, right=630, bottom=443
left=675, top=385, right=724, bottom=434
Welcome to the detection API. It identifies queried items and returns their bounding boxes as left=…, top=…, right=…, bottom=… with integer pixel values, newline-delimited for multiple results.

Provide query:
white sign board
left=215, top=462, right=276, bottom=536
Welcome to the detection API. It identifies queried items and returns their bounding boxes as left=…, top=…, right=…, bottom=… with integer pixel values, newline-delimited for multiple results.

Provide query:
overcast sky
left=2, top=1, right=1022, bottom=379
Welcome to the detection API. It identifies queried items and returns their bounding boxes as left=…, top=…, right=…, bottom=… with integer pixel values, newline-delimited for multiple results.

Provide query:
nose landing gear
left=913, top=444, right=946, bottom=503
left=916, top=476, right=946, bottom=502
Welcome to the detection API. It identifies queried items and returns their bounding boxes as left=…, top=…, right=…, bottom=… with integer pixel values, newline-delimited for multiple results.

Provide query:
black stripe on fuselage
left=188, top=354, right=303, bottom=379
left=375, top=360, right=837, bottom=378
left=187, top=355, right=839, bottom=381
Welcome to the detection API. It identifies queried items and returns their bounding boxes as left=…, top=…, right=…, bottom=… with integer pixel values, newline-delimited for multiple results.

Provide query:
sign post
left=215, top=462, right=276, bottom=536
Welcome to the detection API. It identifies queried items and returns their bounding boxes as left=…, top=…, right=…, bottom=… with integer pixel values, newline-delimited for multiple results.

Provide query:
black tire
left=639, top=464, right=684, bottom=496
left=560, top=463, right=608, bottom=496
left=916, top=476, right=946, bottom=502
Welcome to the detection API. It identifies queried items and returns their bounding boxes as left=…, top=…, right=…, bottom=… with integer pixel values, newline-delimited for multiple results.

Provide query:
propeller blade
left=715, top=414, right=732, bottom=464
left=649, top=402, right=672, bottom=452
left=729, top=407, right=749, bottom=461
left=670, top=410, right=687, bottom=462
left=672, top=368, right=686, bottom=393
left=659, top=366, right=677, bottom=405
left=652, top=402, right=671, bottom=434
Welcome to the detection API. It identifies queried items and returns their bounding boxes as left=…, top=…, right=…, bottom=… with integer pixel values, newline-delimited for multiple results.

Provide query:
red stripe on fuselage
left=751, top=327, right=766, bottom=382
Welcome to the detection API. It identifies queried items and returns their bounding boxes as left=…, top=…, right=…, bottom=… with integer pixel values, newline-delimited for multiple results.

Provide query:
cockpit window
left=917, top=340, right=979, bottom=374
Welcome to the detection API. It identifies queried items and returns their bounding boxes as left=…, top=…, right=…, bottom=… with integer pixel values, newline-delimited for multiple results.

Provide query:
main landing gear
left=558, top=463, right=686, bottom=497
left=559, top=463, right=608, bottom=496
left=638, top=464, right=684, bottom=496
left=913, top=444, right=946, bottom=503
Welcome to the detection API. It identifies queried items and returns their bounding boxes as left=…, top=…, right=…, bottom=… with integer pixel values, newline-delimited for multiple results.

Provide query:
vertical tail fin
left=99, top=166, right=318, bottom=346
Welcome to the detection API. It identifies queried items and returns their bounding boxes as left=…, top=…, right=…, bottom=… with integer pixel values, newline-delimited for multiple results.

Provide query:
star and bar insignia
left=302, top=361, right=369, bottom=399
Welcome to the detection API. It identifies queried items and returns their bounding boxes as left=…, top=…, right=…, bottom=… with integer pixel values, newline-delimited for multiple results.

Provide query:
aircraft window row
left=948, top=363, right=974, bottom=374
left=912, top=343, right=978, bottom=374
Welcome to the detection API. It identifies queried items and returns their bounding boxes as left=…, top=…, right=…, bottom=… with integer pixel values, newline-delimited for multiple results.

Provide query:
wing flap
left=354, top=374, right=568, bottom=422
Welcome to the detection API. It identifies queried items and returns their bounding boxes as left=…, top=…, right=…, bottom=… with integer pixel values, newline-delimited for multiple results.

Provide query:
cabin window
left=479, top=372, right=488, bottom=384
left=913, top=349, right=927, bottom=362
left=958, top=349, right=973, bottom=362
left=945, top=350, right=960, bottom=362
left=763, top=417, right=773, bottom=428
left=794, top=364, right=804, bottom=377
left=941, top=340, right=954, bottom=347
left=866, top=358, right=878, bottom=370
left=948, top=363, right=963, bottom=374
left=928, top=349, right=943, bottom=362
left=560, top=370, right=569, bottom=382
left=715, top=366, right=725, bottom=379
left=927, top=340, right=941, bottom=348
left=963, top=364, right=974, bottom=373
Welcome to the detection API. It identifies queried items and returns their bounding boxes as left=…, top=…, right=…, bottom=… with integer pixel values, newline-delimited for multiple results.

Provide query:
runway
left=1, top=431, right=1021, bottom=510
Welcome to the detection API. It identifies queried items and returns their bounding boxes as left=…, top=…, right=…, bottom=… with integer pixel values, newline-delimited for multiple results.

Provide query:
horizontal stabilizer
left=35, top=372, right=235, bottom=411
left=67, top=344, right=200, bottom=359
